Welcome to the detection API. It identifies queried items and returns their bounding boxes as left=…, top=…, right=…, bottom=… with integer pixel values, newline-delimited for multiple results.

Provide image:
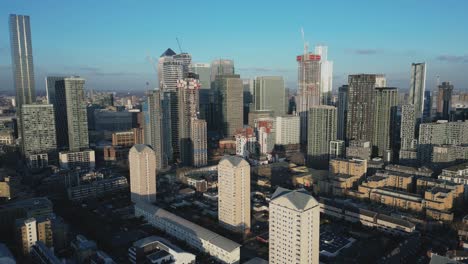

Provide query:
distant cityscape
left=1, top=9, right=468, bottom=264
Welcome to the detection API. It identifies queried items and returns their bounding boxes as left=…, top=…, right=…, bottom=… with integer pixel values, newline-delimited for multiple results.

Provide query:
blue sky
left=1, top=0, right=467, bottom=92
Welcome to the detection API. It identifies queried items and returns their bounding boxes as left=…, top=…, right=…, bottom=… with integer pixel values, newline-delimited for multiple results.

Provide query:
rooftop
left=135, top=203, right=241, bottom=252
left=271, top=187, right=319, bottom=211
left=219, top=155, right=249, bottom=167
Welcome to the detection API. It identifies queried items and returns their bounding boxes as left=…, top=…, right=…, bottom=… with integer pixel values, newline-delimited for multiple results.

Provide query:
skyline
left=0, top=0, right=467, bottom=92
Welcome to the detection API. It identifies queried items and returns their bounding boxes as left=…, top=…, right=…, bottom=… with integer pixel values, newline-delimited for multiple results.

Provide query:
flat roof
left=320, top=231, right=354, bottom=255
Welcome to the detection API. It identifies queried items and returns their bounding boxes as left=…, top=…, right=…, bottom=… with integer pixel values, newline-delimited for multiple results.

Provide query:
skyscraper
left=372, top=87, right=398, bottom=157
left=177, top=74, right=200, bottom=166
left=307, top=105, right=337, bottom=169
left=253, top=76, right=286, bottom=117
left=437, top=81, right=454, bottom=120
left=297, top=53, right=321, bottom=145
left=269, top=187, right=320, bottom=264
left=346, top=74, right=386, bottom=146
left=423, top=90, right=432, bottom=121
left=399, top=104, right=418, bottom=164
left=218, top=156, right=251, bottom=234
left=129, top=144, right=157, bottom=204
left=157, top=49, right=191, bottom=161
left=190, top=63, right=211, bottom=89
left=9, top=14, right=35, bottom=112
left=210, top=59, right=235, bottom=82
left=64, top=77, right=89, bottom=151
left=46, top=76, right=87, bottom=151
left=191, top=63, right=211, bottom=121
left=191, top=119, right=207, bottom=167
left=158, top=48, right=183, bottom=92
left=143, top=90, right=169, bottom=169
left=337, top=85, right=348, bottom=140
left=409, top=63, right=426, bottom=122
left=215, top=74, right=244, bottom=138
left=315, top=45, right=334, bottom=105
left=20, top=104, right=57, bottom=168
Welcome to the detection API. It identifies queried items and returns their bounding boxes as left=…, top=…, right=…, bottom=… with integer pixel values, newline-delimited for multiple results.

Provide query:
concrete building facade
left=269, top=187, right=320, bottom=264
left=218, top=156, right=251, bottom=234
left=129, top=145, right=157, bottom=204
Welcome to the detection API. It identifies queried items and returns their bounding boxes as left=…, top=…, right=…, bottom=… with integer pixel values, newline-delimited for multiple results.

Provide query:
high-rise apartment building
left=177, top=74, right=200, bottom=165
left=307, top=105, right=337, bottom=169
left=346, top=74, right=386, bottom=146
left=218, top=156, right=251, bottom=234
left=20, top=104, right=57, bottom=168
left=253, top=76, right=286, bottom=117
left=46, top=76, right=88, bottom=151
left=399, top=104, right=418, bottom=164
left=418, top=121, right=468, bottom=164
left=143, top=90, right=170, bottom=169
left=373, top=87, right=398, bottom=157
left=297, top=53, right=321, bottom=145
left=337, top=85, right=348, bottom=140
left=215, top=75, right=244, bottom=138
left=437, top=81, right=454, bottom=120
left=269, top=187, right=320, bottom=264
left=409, top=63, right=426, bottom=122
left=129, top=145, right=157, bottom=204
left=315, top=45, right=334, bottom=105
left=191, top=119, right=207, bottom=167
left=9, top=14, right=36, bottom=112
left=275, top=115, right=300, bottom=145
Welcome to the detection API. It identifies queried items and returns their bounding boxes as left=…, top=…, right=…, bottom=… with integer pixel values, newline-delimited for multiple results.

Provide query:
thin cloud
left=436, top=55, right=468, bottom=63
left=62, top=65, right=141, bottom=77
left=347, top=49, right=382, bottom=55
left=237, top=67, right=294, bottom=73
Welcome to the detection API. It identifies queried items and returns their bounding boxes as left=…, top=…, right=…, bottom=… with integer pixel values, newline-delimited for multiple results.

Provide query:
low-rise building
left=71, top=235, right=97, bottom=263
left=319, top=198, right=416, bottom=235
left=235, top=127, right=257, bottom=158
left=30, top=241, right=61, bottom=264
left=370, top=187, right=424, bottom=212
left=134, top=202, right=241, bottom=264
left=0, top=176, right=11, bottom=200
left=128, top=236, right=196, bottom=264
left=385, top=164, right=433, bottom=177
left=59, top=149, right=96, bottom=170
left=0, top=131, right=14, bottom=145
left=346, top=140, right=371, bottom=160
left=67, top=176, right=128, bottom=201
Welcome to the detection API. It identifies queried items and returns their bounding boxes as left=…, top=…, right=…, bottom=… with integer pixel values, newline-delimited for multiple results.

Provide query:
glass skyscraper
left=9, top=14, right=36, bottom=111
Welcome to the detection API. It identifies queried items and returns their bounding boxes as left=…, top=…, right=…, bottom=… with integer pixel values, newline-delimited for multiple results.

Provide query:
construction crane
left=146, top=53, right=158, bottom=74
left=176, top=37, right=183, bottom=53
left=301, top=27, right=309, bottom=56
left=145, top=52, right=160, bottom=90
